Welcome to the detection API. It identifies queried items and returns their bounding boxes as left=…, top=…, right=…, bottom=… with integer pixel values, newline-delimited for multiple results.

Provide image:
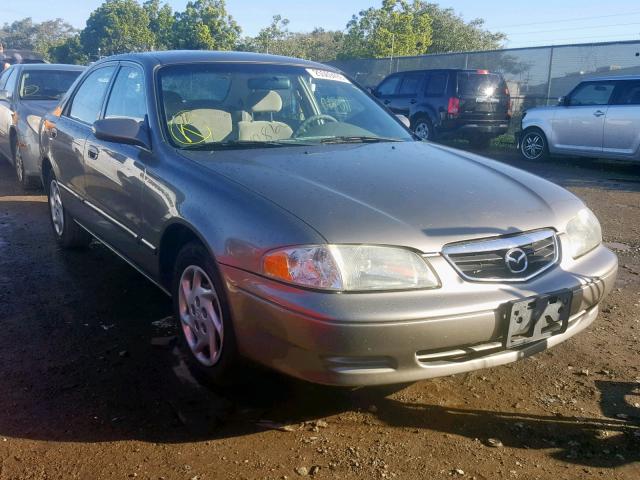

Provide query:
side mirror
left=396, top=114, right=411, bottom=128
left=93, top=117, right=151, bottom=150
left=0, top=90, right=9, bottom=101
left=557, top=96, right=567, bottom=106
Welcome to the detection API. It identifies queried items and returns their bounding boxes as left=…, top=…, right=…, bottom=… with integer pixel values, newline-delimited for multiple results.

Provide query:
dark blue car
left=373, top=68, right=511, bottom=147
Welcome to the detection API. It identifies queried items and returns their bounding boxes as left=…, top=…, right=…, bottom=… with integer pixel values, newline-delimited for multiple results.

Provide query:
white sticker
left=306, top=68, right=350, bottom=84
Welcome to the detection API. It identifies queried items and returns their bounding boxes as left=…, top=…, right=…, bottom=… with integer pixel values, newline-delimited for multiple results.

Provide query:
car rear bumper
left=221, top=243, right=617, bottom=386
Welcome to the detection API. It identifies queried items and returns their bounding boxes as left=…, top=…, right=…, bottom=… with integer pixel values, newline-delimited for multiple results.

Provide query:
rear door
left=46, top=65, right=116, bottom=212
left=550, top=81, right=615, bottom=154
left=455, top=71, right=509, bottom=123
left=603, top=80, right=640, bottom=158
left=387, top=72, right=425, bottom=116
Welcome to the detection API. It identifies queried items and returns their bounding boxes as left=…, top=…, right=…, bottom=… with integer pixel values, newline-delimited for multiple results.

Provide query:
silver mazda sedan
left=39, top=51, right=617, bottom=386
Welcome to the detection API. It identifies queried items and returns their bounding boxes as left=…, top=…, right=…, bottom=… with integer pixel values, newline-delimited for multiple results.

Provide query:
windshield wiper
left=181, top=139, right=312, bottom=151
left=316, top=136, right=406, bottom=144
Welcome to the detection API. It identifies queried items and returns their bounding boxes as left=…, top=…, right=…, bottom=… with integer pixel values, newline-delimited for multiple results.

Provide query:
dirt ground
left=0, top=148, right=638, bottom=480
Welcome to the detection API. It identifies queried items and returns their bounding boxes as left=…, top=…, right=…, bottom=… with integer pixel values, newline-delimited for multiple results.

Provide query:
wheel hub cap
left=49, top=180, right=64, bottom=236
left=178, top=265, right=224, bottom=367
left=415, top=122, right=430, bottom=140
left=523, top=134, right=543, bottom=159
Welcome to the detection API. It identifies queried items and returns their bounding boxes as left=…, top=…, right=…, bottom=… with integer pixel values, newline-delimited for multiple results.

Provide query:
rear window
left=19, top=69, right=82, bottom=100
left=457, top=72, right=506, bottom=97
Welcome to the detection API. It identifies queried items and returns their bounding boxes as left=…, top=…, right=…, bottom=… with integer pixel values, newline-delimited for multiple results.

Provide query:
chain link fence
left=329, top=40, right=640, bottom=117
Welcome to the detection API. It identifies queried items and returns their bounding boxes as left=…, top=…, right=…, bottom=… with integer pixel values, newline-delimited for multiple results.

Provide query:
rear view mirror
left=396, top=114, right=411, bottom=128
left=557, top=96, right=567, bottom=106
left=94, top=118, right=151, bottom=150
left=247, top=77, right=291, bottom=90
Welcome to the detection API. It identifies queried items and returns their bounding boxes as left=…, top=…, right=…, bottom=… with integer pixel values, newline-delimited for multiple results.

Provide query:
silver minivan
left=519, top=76, right=640, bottom=162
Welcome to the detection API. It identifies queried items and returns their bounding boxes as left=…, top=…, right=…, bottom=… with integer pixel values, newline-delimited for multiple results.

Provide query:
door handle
left=410, top=99, right=417, bottom=104
left=87, top=145, right=99, bottom=160
left=593, top=110, right=605, bottom=117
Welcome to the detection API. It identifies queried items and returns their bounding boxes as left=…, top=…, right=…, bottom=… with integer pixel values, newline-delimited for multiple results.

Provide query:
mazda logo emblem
left=505, top=247, right=528, bottom=274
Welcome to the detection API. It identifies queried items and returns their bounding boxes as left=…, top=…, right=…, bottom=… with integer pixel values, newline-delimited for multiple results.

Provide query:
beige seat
left=168, top=108, right=233, bottom=145
left=238, top=90, right=293, bottom=141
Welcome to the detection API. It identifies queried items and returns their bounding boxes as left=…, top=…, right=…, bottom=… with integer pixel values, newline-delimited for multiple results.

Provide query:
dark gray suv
left=39, top=51, right=616, bottom=387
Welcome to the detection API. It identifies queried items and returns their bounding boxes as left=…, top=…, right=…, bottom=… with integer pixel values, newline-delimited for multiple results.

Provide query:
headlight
left=262, top=244, right=440, bottom=291
left=565, top=208, right=602, bottom=259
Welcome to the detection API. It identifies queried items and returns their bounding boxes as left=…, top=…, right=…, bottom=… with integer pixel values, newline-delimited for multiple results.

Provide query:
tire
left=47, top=173, right=92, bottom=248
left=412, top=116, right=433, bottom=141
left=172, top=241, right=241, bottom=386
left=469, top=136, right=492, bottom=150
left=15, top=147, right=40, bottom=190
left=519, top=128, right=549, bottom=161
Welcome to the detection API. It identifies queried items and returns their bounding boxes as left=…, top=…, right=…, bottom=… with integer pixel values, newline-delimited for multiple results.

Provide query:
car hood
left=180, top=142, right=583, bottom=252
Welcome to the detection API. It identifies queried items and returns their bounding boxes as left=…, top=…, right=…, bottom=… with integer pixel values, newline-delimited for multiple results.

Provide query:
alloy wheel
left=15, top=150, right=24, bottom=183
left=178, top=265, right=224, bottom=367
left=49, top=180, right=64, bottom=236
left=414, top=121, right=430, bottom=141
left=521, top=132, right=545, bottom=160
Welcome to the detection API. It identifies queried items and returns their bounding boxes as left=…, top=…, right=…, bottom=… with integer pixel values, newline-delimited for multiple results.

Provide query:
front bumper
left=221, top=241, right=617, bottom=386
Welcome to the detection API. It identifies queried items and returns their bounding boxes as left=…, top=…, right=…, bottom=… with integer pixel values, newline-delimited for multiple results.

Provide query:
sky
left=3, top=0, right=640, bottom=49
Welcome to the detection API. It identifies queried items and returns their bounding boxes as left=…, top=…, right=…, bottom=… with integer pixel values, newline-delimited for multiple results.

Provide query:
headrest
left=163, top=90, right=184, bottom=116
left=248, top=90, right=282, bottom=113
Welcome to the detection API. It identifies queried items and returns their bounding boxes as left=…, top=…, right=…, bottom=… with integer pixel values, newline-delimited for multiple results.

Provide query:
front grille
left=442, top=229, right=558, bottom=282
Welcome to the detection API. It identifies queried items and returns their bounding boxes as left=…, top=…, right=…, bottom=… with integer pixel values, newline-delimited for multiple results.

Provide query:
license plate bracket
left=504, top=290, right=572, bottom=349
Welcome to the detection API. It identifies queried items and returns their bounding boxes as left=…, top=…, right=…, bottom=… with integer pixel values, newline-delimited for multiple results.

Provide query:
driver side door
left=550, top=81, right=615, bottom=155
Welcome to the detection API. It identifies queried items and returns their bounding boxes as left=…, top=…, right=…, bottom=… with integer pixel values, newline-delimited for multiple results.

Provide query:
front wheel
left=519, top=129, right=548, bottom=161
left=173, top=242, right=241, bottom=386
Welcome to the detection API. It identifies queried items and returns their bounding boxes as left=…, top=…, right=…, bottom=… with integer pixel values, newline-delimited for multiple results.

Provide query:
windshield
left=19, top=70, right=82, bottom=100
left=158, top=63, right=413, bottom=149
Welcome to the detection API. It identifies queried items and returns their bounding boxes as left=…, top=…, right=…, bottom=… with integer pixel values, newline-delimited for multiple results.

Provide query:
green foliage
left=81, top=0, right=155, bottom=57
left=339, top=0, right=433, bottom=59
left=240, top=16, right=344, bottom=62
left=420, top=3, right=506, bottom=53
left=48, top=36, right=89, bottom=65
left=172, top=0, right=240, bottom=50
left=0, top=17, right=77, bottom=60
left=144, top=0, right=175, bottom=50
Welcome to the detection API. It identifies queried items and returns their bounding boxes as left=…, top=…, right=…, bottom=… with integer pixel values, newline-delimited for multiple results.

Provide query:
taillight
left=447, top=97, right=460, bottom=116
left=476, top=69, right=489, bottom=74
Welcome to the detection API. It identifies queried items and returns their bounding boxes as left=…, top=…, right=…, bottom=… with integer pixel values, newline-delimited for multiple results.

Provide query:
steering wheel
left=294, top=114, right=338, bottom=137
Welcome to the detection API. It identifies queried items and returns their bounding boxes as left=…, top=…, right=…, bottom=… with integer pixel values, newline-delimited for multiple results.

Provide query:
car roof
left=93, top=50, right=339, bottom=71
left=583, top=75, right=640, bottom=82
left=13, top=63, right=85, bottom=71
left=386, top=69, right=500, bottom=75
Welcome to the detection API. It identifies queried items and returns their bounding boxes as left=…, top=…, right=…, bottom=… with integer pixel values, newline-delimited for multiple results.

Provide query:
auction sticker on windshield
left=306, top=68, right=350, bottom=83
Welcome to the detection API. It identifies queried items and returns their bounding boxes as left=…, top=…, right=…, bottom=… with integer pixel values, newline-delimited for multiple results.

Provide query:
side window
left=425, top=72, right=447, bottom=96
left=105, top=65, right=147, bottom=120
left=612, top=81, right=640, bottom=105
left=398, top=73, right=423, bottom=95
left=376, top=76, right=401, bottom=96
left=569, top=82, right=615, bottom=106
left=0, top=67, right=13, bottom=90
left=68, top=66, right=116, bottom=124
left=2, top=68, right=18, bottom=97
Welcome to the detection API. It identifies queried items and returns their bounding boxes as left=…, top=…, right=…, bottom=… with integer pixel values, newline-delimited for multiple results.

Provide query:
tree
left=241, top=16, right=344, bottom=62
left=339, top=0, right=432, bottom=59
left=0, top=17, right=77, bottom=60
left=143, top=0, right=174, bottom=50
left=172, top=0, right=240, bottom=50
left=48, top=36, right=89, bottom=64
left=80, top=0, right=155, bottom=57
left=419, top=3, right=506, bottom=53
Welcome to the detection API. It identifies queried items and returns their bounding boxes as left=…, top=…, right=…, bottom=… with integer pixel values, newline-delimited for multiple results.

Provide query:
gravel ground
left=0, top=148, right=638, bottom=480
